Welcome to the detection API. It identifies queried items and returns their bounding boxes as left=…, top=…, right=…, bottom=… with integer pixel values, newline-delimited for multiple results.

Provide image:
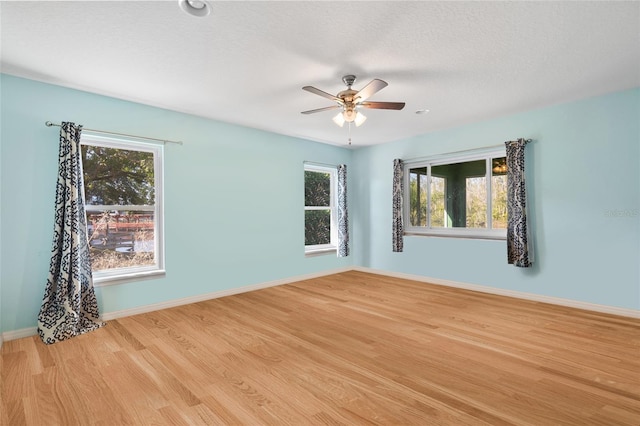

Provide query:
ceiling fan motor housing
left=337, top=89, right=358, bottom=104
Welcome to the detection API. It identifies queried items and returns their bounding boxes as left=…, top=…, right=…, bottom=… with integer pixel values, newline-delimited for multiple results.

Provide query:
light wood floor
left=2, top=271, right=639, bottom=425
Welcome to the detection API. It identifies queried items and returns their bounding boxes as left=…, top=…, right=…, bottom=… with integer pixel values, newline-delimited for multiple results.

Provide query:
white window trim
left=80, top=134, right=165, bottom=285
left=404, top=147, right=507, bottom=240
left=304, top=164, right=338, bottom=255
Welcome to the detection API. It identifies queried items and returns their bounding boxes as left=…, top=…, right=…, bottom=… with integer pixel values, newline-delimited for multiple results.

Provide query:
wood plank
left=2, top=271, right=639, bottom=425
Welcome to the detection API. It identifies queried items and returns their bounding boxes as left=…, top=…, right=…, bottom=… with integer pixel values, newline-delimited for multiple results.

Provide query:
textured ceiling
left=1, top=1, right=639, bottom=147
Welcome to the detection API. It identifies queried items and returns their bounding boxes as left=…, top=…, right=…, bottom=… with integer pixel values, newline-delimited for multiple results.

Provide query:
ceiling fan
left=301, top=75, right=405, bottom=127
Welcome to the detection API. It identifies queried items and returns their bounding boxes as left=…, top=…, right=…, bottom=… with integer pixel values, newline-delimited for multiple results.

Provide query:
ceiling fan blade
left=360, top=101, right=406, bottom=110
left=301, top=105, right=342, bottom=115
left=302, top=86, right=342, bottom=103
left=355, top=79, right=388, bottom=102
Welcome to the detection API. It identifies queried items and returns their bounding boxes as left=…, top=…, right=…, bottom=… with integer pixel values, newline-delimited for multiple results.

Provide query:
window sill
left=305, top=247, right=337, bottom=257
left=93, top=269, right=166, bottom=287
left=405, top=229, right=507, bottom=241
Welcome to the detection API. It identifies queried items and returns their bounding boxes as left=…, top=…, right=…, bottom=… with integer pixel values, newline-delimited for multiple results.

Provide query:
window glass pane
left=81, top=145, right=155, bottom=205
left=430, top=176, right=446, bottom=227
left=466, top=176, right=487, bottom=228
left=492, top=157, right=508, bottom=229
left=304, top=171, right=331, bottom=207
left=432, top=159, right=487, bottom=229
left=305, top=209, right=331, bottom=245
left=409, top=167, right=427, bottom=226
left=86, top=209, right=155, bottom=271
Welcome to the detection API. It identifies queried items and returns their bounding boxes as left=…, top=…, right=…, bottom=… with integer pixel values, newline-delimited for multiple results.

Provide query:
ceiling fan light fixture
left=354, top=111, right=367, bottom=127
left=343, top=107, right=357, bottom=123
left=332, top=112, right=346, bottom=127
left=179, top=0, right=211, bottom=17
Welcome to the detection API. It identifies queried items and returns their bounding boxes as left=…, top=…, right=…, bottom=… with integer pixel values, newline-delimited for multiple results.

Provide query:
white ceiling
left=1, top=1, right=639, bottom=147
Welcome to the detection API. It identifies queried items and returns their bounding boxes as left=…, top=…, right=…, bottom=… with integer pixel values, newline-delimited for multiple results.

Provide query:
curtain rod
left=45, top=121, right=183, bottom=145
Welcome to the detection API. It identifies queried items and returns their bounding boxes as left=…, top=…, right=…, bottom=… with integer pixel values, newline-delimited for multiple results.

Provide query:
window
left=405, top=148, right=507, bottom=239
left=81, top=134, right=164, bottom=284
left=304, top=164, right=337, bottom=254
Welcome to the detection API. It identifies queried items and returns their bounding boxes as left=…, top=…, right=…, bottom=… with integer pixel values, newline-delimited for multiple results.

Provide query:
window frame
left=404, top=147, right=507, bottom=240
left=304, top=163, right=338, bottom=255
left=80, top=133, right=165, bottom=285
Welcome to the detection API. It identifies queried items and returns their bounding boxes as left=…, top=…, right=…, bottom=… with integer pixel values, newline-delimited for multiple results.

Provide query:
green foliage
left=305, top=210, right=331, bottom=245
left=430, top=177, right=445, bottom=227
left=304, top=171, right=330, bottom=206
left=465, top=177, right=487, bottom=228
left=305, top=170, right=331, bottom=245
left=409, top=174, right=445, bottom=227
left=81, top=145, right=154, bottom=205
left=409, top=178, right=426, bottom=226
left=492, top=175, right=508, bottom=228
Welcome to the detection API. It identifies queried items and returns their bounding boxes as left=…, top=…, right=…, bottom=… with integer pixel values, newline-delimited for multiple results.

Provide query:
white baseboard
left=100, top=266, right=352, bottom=321
left=354, top=266, right=640, bottom=319
left=1, top=267, right=352, bottom=342
left=3, top=265, right=638, bottom=342
left=2, top=326, right=38, bottom=342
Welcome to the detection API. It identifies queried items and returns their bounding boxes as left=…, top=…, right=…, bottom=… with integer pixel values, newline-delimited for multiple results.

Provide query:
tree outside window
left=81, top=135, right=164, bottom=282
left=304, top=165, right=336, bottom=252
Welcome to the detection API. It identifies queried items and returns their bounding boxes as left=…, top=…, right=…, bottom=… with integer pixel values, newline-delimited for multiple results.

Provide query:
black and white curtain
left=392, top=159, right=404, bottom=252
left=337, top=164, right=349, bottom=257
left=38, top=122, right=105, bottom=344
left=505, top=138, right=533, bottom=267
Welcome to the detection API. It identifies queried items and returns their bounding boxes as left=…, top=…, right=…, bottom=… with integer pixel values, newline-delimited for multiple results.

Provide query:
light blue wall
left=1, top=74, right=638, bottom=335
left=353, top=88, right=640, bottom=310
left=0, top=74, right=3, bottom=339
left=0, top=74, right=353, bottom=333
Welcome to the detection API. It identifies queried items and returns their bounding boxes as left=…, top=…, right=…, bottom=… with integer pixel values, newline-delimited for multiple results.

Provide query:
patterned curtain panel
left=392, top=159, right=404, bottom=252
left=505, top=138, right=533, bottom=267
left=38, top=122, right=105, bottom=344
left=337, top=164, right=349, bottom=257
